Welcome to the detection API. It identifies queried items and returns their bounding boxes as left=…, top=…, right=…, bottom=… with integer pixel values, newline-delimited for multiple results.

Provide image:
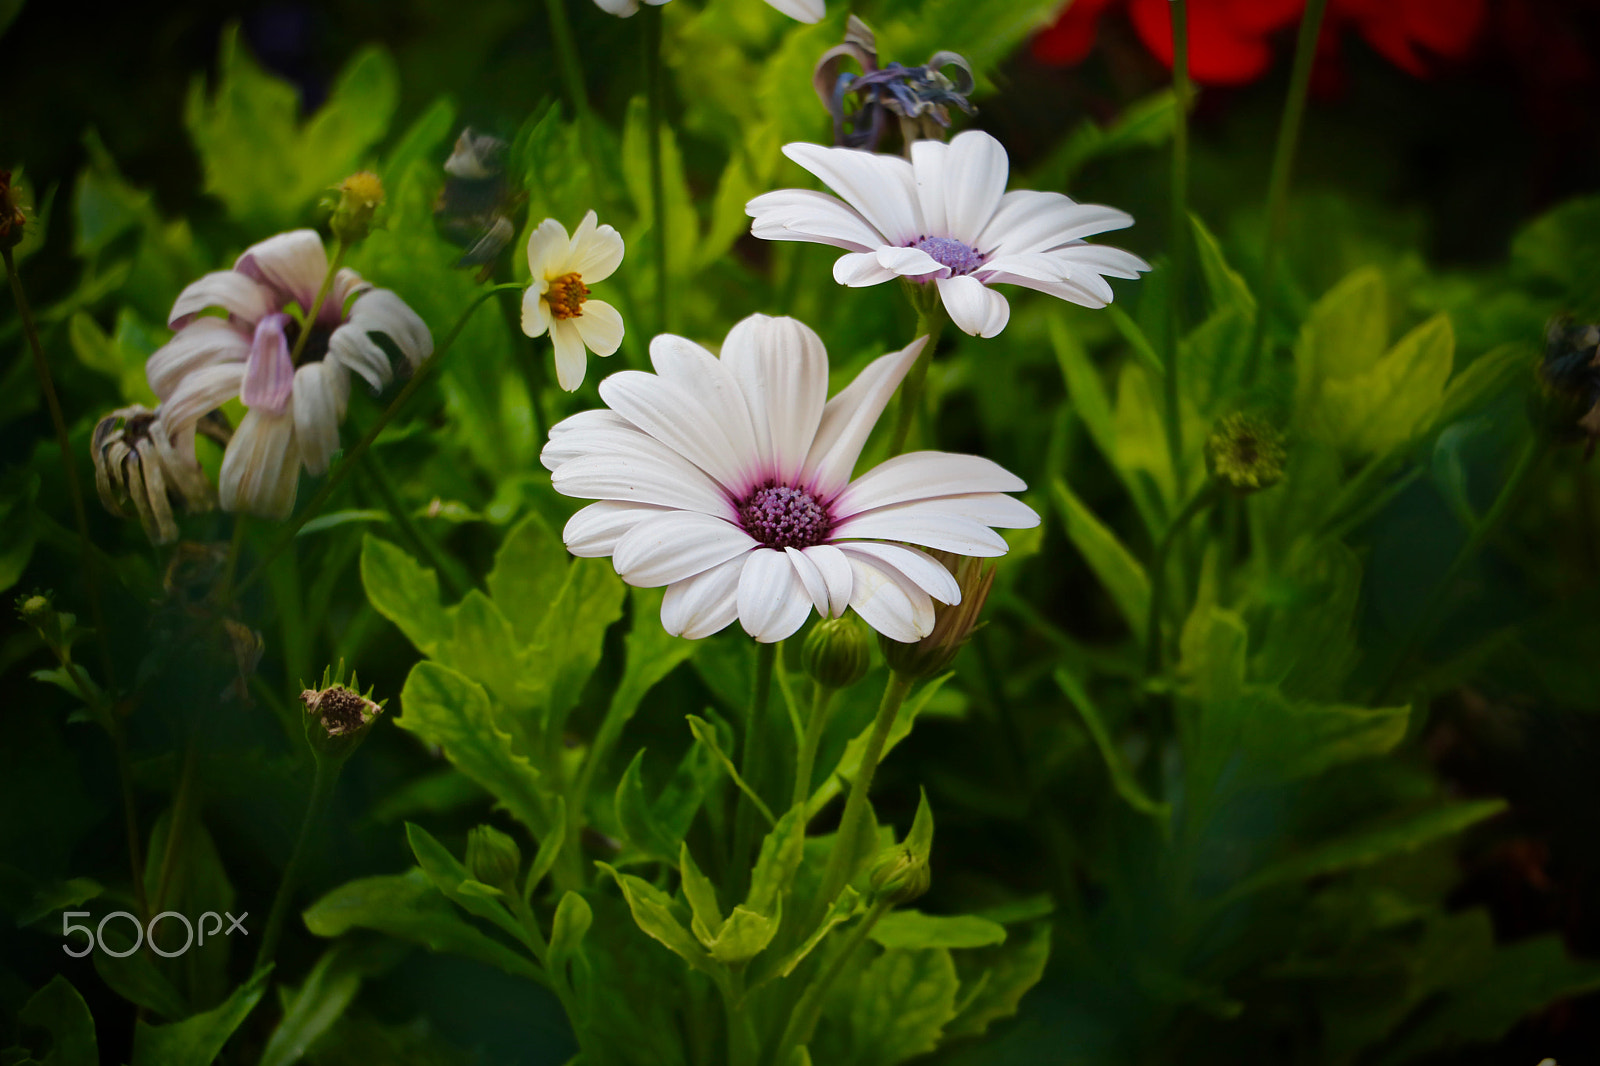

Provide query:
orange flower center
left=547, top=272, right=589, bottom=319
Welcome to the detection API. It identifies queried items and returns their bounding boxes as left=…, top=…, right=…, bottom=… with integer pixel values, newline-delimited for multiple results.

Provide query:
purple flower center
left=738, top=484, right=832, bottom=550
left=915, top=236, right=983, bottom=275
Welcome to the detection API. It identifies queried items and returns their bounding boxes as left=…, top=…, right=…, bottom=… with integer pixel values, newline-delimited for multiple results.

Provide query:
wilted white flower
left=521, top=211, right=627, bottom=392
left=91, top=404, right=222, bottom=544
left=540, top=314, right=1039, bottom=643
left=746, top=129, right=1150, bottom=337
left=146, top=230, right=432, bottom=520
left=594, top=0, right=822, bottom=22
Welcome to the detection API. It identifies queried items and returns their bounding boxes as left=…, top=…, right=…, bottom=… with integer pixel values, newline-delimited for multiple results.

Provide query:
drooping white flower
left=745, top=129, right=1151, bottom=338
left=593, top=0, right=822, bottom=22
left=521, top=211, right=627, bottom=392
left=540, top=314, right=1039, bottom=643
left=146, top=230, right=432, bottom=520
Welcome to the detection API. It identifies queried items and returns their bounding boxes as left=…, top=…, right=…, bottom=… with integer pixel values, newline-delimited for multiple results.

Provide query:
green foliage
left=130, top=968, right=270, bottom=1066
left=5, top=976, right=98, bottom=1066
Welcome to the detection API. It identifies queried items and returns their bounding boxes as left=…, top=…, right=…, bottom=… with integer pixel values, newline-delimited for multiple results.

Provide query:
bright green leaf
left=869, top=912, right=1006, bottom=950
left=130, top=967, right=269, bottom=1066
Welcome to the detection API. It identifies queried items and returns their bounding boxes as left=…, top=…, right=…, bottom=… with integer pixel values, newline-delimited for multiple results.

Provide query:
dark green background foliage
left=4, top=0, right=1600, bottom=1063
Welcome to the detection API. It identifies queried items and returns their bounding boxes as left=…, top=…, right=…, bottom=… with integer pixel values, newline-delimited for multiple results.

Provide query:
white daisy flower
left=521, top=211, right=627, bottom=392
left=146, top=229, right=432, bottom=520
left=540, top=313, right=1039, bottom=644
left=593, top=0, right=822, bottom=23
left=745, top=129, right=1151, bottom=338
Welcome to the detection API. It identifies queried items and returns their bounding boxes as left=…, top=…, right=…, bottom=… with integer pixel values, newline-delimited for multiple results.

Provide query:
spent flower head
left=1535, top=317, right=1600, bottom=451
left=436, top=128, right=517, bottom=275
left=92, top=404, right=222, bottom=544
left=301, top=661, right=386, bottom=760
left=814, top=17, right=976, bottom=152
left=1205, top=412, right=1287, bottom=494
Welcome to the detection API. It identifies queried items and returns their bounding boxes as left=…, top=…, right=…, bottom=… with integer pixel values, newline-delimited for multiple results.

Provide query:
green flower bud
left=880, top=551, right=994, bottom=680
left=802, top=614, right=873, bottom=690
left=16, top=591, right=52, bottom=627
left=1205, top=412, right=1286, bottom=494
left=466, top=825, right=522, bottom=896
left=328, top=171, right=385, bottom=245
left=869, top=844, right=931, bottom=906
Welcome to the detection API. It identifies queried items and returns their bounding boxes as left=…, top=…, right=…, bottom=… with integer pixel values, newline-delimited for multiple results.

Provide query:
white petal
left=785, top=546, right=830, bottom=616
left=240, top=313, right=295, bottom=413
left=979, top=190, right=1133, bottom=258
left=910, top=138, right=951, bottom=241
left=802, top=544, right=854, bottom=618
left=936, top=275, right=1010, bottom=338
left=551, top=318, right=589, bottom=391
left=565, top=500, right=672, bottom=557
left=832, top=251, right=899, bottom=287
left=169, top=271, right=274, bottom=329
left=292, top=361, right=350, bottom=476
left=219, top=409, right=300, bottom=520
left=612, top=511, right=757, bottom=586
left=344, top=288, right=433, bottom=372
left=235, top=230, right=328, bottom=310
left=647, top=334, right=763, bottom=487
left=875, top=245, right=946, bottom=279
left=851, top=491, right=1042, bottom=528
left=661, top=556, right=745, bottom=639
left=522, top=287, right=551, bottom=338
left=599, top=369, right=754, bottom=493
left=762, top=0, right=824, bottom=21
left=552, top=435, right=739, bottom=519
left=147, top=318, right=251, bottom=401
left=330, top=268, right=373, bottom=318
left=835, top=541, right=961, bottom=604
left=542, top=409, right=644, bottom=470
left=782, top=143, right=922, bottom=247
left=747, top=189, right=885, bottom=253
left=801, top=337, right=925, bottom=498
left=834, top=451, right=1026, bottom=518
left=721, top=314, right=828, bottom=485
left=736, top=548, right=815, bottom=643
left=941, top=130, right=1010, bottom=245
left=1050, top=242, right=1152, bottom=279
left=567, top=211, right=625, bottom=282
left=527, top=217, right=572, bottom=278
left=573, top=299, right=624, bottom=357
left=163, top=364, right=245, bottom=433
left=841, top=551, right=934, bottom=642
left=990, top=271, right=1115, bottom=309
left=833, top=509, right=1010, bottom=556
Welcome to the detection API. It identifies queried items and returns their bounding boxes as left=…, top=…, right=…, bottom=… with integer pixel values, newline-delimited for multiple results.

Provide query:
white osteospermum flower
left=146, top=229, right=432, bottom=519
left=521, top=211, right=627, bottom=392
left=746, top=129, right=1151, bottom=338
left=540, top=313, right=1040, bottom=643
left=593, top=0, right=822, bottom=22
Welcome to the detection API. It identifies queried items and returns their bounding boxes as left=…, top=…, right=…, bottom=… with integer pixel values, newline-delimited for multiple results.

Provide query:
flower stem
left=644, top=3, right=669, bottom=335
left=255, top=752, right=339, bottom=973
left=776, top=897, right=893, bottom=1061
left=889, top=288, right=946, bottom=456
left=150, top=736, right=201, bottom=918
left=1163, top=0, right=1193, bottom=503
left=730, top=640, right=778, bottom=895
left=1372, top=436, right=1545, bottom=705
left=1144, top=481, right=1220, bottom=677
left=792, top=682, right=838, bottom=813
left=4, top=246, right=116, bottom=688
left=291, top=241, right=347, bottom=366
left=809, top=670, right=913, bottom=925
left=230, top=282, right=523, bottom=600
left=1245, top=0, right=1330, bottom=383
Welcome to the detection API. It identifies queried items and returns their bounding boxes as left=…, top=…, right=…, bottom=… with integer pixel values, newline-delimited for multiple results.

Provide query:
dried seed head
left=300, top=661, right=385, bottom=747
left=92, top=405, right=215, bottom=544
left=879, top=551, right=995, bottom=680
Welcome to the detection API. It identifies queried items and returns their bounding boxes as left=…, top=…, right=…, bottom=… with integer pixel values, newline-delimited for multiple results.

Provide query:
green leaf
left=904, top=790, right=934, bottom=865
left=616, top=751, right=683, bottom=863
left=1242, top=696, right=1410, bottom=786
left=1050, top=479, right=1150, bottom=633
left=526, top=796, right=567, bottom=900
left=1510, top=194, right=1600, bottom=310
left=1055, top=668, right=1171, bottom=824
left=703, top=905, right=779, bottom=964
left=303, top=870, right=542, bottom=982
left=768, top=887, right=859, bottom=982
left=14, top=976, right=98, bottom=1066
left=485, top=513, right=570, bottom=645
left=15, top=877, right=102, bottom=927
left=436, top=589, right=530, bottom=711
left=597, top=863, right=711, bottom=972
left=361, top=534, right=452, bottom=658
left=869, top=912, right=1006, bottom=950
left=687, top=714, right=775, bottom=826
left=679, top=843, right=724, bottom=942
left=1051, top=318, right=1160, bottom=534
left=1190, top=213, right=1255, bottom=317
left=131, top=967, right=269, bottom=1066
left=621, top=95, right=700, bottom=280
left=405, top=823, right=530, bottom=951
left=1436, top=342, right=1536, bottom=428
left=816, top=947, right=960, bottom=1066
left=259, top=945, right=365, bottom=1066
left=806, top=675, right=952, bottom=820
left=380, top=97, right=458, bottom=190
left=1223, top=800, right=1509, bottom=904
left=945, top=922, right=1051, bottom=1039
left=746, top=807, right=805, bottom=918
left=397, top=662, right=549, bottom=837
left=184, top=24, right=398, bottom=229
left=93, top=928, right=190, bottom=1020
left=534, top=559, right=627, bottom=723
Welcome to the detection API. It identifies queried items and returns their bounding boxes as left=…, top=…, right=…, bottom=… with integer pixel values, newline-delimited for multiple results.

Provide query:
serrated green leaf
left=816, top=947, right=960, bottom=1066
left=598, top=862, right=711, bottom=972
left=485, top=512, right=570, bottom=645
left=361, top=534, right=452, bottom=658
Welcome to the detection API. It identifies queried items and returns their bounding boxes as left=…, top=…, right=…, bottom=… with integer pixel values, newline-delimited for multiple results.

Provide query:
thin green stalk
left=775, top=897, right=893, bottom=1062
left=1246, top=0, right=1330, bottom=383
left=644, top=3, right=669, bottom=335
left=1163, top=0, right=1193, bottom=502
left=290, top=242, right=346, bottom=365
left=1145, top=482, right=1220, bottom=677
left=730, top=641, right=778, bottom=893
left=1373, top=437, right=1545, bottom=704
left=792, top=682, right=838, bottom=812
left=888, top=291, right=947, bottom=456
left=150, top=737, right=201, bottom=918
left=719, top=967, right=759, bottom=1066
left=5, top=247, right=115, bottom=688
left=809, top=671, right=913, bottom=925
left=230, top=283, right=523, bottom=600
left=216, top=515, right=248, bottom=606
left=256, top=755, right=339, bottom=972
left=361, top=450, right=472, bottom=598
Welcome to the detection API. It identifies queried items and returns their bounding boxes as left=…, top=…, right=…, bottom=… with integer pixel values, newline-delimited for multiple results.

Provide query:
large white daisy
left=593, top=0, right=822, bottom=22
left=521, top=211, right=627, bottom=392
left=745, top=129, right=1151, bottom=338
left=540, top=314, right=1039, bottom=643
left=146, top=230, right=432, bottom=520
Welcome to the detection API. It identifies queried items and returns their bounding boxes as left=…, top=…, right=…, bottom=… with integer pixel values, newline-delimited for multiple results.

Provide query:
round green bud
left=17, top=593, right=51, bottom=625
left=1205, top=412, right=1286, bottom=494
left=802, top=614, right=873, bottom=690
left=329, top=171, right=385, bottom=245
left=466, top=825, right=522, bottom=896
left=869, top=845, right=931, bottom=907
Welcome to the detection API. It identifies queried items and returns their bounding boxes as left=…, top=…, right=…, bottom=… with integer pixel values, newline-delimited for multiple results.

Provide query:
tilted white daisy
left=521, top=211, right=627, bottom=392
left=540, top=314, right=1039, bottom=643
left=592, top=0, right=822, bottom=23
left=745, top=129, right=1151, bottom=338
left=146, top=229, right=432, bottom=519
